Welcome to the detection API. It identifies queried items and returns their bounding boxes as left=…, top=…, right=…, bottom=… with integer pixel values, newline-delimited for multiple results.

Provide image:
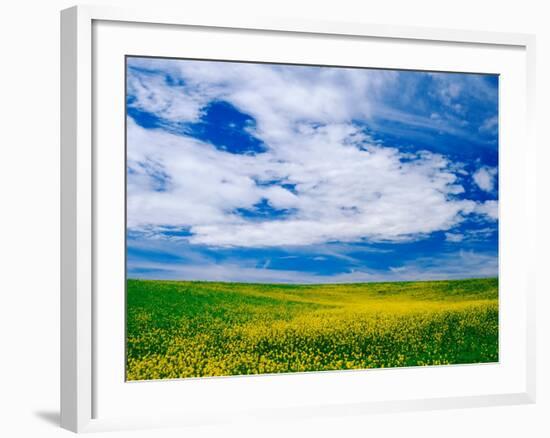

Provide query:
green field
left=126, top=278, right=498, bottom=380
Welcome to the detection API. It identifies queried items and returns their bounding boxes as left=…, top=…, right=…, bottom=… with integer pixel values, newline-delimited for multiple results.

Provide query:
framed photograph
left=61, top=5, right=536, bottom=433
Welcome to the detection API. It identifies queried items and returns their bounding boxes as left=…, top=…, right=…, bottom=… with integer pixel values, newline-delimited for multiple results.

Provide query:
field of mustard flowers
left=126, top=278, right=498, bottom=380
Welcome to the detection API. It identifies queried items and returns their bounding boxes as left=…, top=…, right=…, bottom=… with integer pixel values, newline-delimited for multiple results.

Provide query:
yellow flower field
left=126, top=278, right=498, bottom=380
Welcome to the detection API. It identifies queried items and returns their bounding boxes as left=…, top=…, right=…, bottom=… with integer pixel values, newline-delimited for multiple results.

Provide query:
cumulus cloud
left=127, top=67, right=209, bottom=123
left=127, top=118, right=492, bottom=247
left=473, top=166, right=498, bottom=192
left=126, top=59, right=498, bottom=248
left=475, top=200, right=498, bottom=221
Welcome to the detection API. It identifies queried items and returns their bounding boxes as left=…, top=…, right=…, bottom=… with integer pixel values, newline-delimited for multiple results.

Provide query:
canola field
left=126, top=278, right=498, bottom=380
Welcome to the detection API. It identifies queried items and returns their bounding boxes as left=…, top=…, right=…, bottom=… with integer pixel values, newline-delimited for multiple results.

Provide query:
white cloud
left=127, top=68, right=208, bottom=123
left=385, top=250, right=498, bottom=281
left=445, top=232, right=464, bottom=242
left=127, top=249, right=497, bottom=283
left=128, top=119, right=486, bottom=247
left=473, top=166, right=498, bottom=192
left=479, top=115, right=498, bottom=136
left=126, top=59, right=497, bottom=248
left=444, top=226, right=496, bottom=243
left=475, top=200, right=498, bottom=221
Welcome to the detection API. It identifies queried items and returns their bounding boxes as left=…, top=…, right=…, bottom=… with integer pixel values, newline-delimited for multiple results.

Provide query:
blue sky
left=126, top=57, right=498, bottom=283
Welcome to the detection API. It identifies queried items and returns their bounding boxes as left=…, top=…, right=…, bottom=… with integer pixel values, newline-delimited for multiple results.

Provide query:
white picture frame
left=60, top=4, right=536, bottom=433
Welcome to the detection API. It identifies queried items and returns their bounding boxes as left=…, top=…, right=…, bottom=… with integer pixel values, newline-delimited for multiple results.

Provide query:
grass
left=126, top=277, right=498, bottom=380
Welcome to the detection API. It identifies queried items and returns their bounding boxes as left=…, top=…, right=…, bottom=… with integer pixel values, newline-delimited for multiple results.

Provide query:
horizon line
left=126, top=276, right=498, bottom=287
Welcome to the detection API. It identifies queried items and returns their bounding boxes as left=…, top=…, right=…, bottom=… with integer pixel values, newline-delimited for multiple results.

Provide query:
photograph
left=125, top=56, right=499, bottom=381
